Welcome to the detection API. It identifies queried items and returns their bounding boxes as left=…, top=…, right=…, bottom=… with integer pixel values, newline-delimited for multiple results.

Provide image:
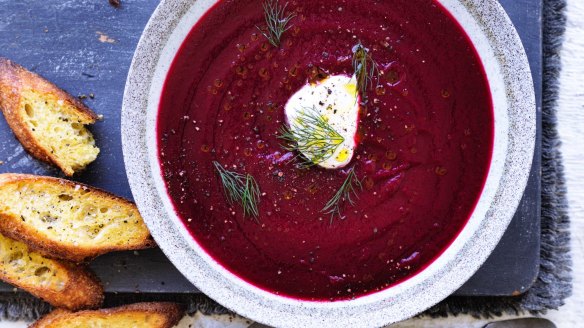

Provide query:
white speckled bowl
left=121, top=0, right=535, bottom=327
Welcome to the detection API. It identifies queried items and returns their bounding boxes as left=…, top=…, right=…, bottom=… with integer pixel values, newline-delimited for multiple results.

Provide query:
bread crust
left=0, top=233, right=103, bottom=311
left=0, top=173, right=155, bottom=263
left=0, top=57, right=99, bottom=176
left=30, top=302, right=185, bottom=328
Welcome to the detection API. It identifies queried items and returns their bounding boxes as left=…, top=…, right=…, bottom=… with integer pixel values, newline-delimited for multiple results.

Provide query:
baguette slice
left=0, top=174, right=155, bottom=263
left=30, top=302, right=185, bottom=328
left=0, top=231, right=103, bottom=310
left=0, top=57, right=100, bottom=176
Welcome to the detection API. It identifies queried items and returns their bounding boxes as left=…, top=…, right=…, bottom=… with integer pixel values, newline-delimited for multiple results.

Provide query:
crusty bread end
left=30, top=302, right=185, bottom=328
left=0, top=174, right=155, bottom=263
left=0, top=231, right=103, bottom=310
left=0, top=57, right=100, bottom=176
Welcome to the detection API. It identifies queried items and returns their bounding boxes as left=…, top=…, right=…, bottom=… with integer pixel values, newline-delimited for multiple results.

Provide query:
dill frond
left=322, top=167, right=363, bottom=222
left=278, top=107, right=345, bottom=167
left=352, top=41, right=380, bottom=96
left=213, top=161, right=261, bottom=220
left=257, top=0, right=295, bottom=47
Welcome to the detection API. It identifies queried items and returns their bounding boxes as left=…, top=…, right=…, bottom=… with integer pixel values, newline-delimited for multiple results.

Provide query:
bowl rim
left=121, top=0, right=536, bottom=327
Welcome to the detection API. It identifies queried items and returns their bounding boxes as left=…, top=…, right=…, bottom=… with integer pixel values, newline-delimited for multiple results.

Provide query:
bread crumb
left=96, top=31, right=116, bottom=44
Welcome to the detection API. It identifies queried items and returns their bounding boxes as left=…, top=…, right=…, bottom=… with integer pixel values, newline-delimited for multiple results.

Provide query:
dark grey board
left=0, top=0, right=541, bottom=296
left=457, top=0, right=543, bottom=296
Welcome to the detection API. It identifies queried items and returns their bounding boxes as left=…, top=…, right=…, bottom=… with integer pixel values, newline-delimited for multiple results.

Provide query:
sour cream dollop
left=284, top=75, right=360, bottom=169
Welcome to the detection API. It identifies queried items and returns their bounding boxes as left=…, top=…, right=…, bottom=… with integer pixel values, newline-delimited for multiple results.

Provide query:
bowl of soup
left=122, top=0, right=535, bottom=326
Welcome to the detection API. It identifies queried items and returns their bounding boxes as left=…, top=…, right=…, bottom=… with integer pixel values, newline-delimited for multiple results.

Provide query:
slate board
left=0, top=0, right=541, bottom=296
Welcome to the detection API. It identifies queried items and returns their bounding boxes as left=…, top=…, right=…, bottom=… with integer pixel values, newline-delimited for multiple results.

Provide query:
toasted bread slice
left=30, top=302, right=185, bottom=328
left=0, top=174, right=155, bottom=262
left=0, top=231, right=103, bottom=310
left=0, top=58, right=100, bottom=176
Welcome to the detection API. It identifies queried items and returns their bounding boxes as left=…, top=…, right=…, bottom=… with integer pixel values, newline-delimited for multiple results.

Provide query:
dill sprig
left=322, top=167, right=363, bottom=222
left=257, top=0, right=295, bottom=47
left=352, top=41, right=380, bottom=96
left=278, top=106, right=345, bottom=167
left=213, top=161, right=261, bottom=220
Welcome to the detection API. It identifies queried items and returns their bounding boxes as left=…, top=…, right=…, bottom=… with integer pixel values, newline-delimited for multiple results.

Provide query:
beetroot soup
left=157, top=0, right=493, bottom=301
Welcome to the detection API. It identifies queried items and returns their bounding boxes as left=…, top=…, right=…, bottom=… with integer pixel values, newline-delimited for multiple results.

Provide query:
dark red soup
left=158, top=0, right=493, bottom=300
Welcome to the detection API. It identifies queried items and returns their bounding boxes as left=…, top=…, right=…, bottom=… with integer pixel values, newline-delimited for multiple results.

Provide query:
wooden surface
left=0, top=0, right=541, bottom=296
